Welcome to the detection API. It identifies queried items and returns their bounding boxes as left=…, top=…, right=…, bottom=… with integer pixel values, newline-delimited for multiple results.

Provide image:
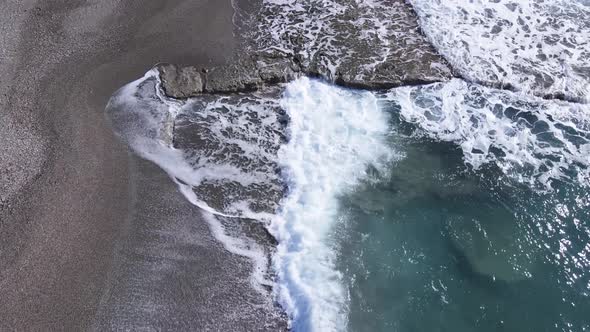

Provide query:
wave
left=271, top=78, right=395, bottom=331
left=105, top=70, right=282, bottom=297
left=385, top=79, right=590, bottom=189
left=409, top=0, right=590, bottom=102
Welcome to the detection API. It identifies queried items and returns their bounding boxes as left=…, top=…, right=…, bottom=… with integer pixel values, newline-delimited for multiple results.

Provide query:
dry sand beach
left=0, top=0, right=285, bottom=330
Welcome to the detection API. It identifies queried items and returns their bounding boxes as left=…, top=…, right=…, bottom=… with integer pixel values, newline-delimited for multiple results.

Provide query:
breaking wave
left=270, top=78, right=394, bottom=331
left=410, top=0, right=590, bottom=102
left=385, top=79, right=590, bottom=189
left=106, top=66, right=590, bottom=331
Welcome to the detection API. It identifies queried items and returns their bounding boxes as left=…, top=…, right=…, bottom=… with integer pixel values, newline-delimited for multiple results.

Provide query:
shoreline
left=93, top=155, right=286, bottom=330
left=0, top=0, right=286, bottom=330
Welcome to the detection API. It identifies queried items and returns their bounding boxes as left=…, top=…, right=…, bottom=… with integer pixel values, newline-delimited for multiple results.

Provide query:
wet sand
left=0, top=0, right=285, bottom=330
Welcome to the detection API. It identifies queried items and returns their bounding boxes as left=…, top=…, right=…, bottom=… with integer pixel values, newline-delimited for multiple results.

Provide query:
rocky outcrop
left=158, top=52, right=453, bottom=99
left=157, top=64, right=204, bottom=98
left=157, top=0, right=456, bottom=99
left=243, top=0, right=454, bottom=87
left=158, top=57, right=301, bottom=98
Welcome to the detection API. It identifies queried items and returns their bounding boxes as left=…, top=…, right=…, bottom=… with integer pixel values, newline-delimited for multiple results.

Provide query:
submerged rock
left=171, top=88, right=287, bottom=215
left=410, top=0, right=590, bottom=103
left=157, top=0, right=454, bottom=99
left=444, top=203, right=537, bottom=282
left=240, top=0, right=454, bottom=89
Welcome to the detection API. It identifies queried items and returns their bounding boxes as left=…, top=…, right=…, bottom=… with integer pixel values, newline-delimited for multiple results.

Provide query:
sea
left=106, top=0, right=590, bottom=331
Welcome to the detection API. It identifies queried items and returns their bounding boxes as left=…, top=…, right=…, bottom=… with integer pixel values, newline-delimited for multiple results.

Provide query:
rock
left=203, top=61, right=263, bottom=93
left=335, top=53, right=454, bottom=90
left=238, top=0, right=454, bottom=90
left=155, top=0, right=457, bottom=99
left=445, top=204, right=537, bottom=282
left=172, top=89, right=287, bottom=215
left=158, top=57, right=301, bottom=98
left=157, top=63, right=204, bottom=98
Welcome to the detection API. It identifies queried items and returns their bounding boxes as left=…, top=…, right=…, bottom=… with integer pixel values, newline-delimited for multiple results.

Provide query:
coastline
left=93, top=156, right=286, bottom=330
left=0, top=0, right=286, bottom=330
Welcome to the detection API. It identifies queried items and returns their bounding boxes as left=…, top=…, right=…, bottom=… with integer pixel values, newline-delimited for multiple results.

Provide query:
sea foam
left=409, top=0, right=590, bottom=102
left=387, top=79, right=590, bottom=189
left=270, top=78, right=394, bottom=331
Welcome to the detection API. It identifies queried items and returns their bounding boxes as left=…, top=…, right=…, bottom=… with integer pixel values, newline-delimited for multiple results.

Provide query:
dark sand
left=0, top=0, right=285, bottom=330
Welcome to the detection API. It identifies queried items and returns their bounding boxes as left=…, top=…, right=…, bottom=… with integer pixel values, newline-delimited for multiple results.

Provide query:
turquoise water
left=334, top=106, right=590, bottom=331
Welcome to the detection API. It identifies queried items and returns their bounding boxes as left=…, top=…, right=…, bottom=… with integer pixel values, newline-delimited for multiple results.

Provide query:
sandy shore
left=0, top=0, right=285, bottom=330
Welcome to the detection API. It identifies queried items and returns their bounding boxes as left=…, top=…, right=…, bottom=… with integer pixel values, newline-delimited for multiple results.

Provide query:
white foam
left=387, top=79, right=590, bottom=189
left=270, top=78, right=395, bottom=331
left=410, top=0, right=590, bottom=101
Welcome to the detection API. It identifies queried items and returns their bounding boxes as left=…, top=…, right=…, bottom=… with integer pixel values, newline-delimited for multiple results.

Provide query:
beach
left=0, top=0, right=285, bottom=330
left=3, top=0, right=589, bottom=330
